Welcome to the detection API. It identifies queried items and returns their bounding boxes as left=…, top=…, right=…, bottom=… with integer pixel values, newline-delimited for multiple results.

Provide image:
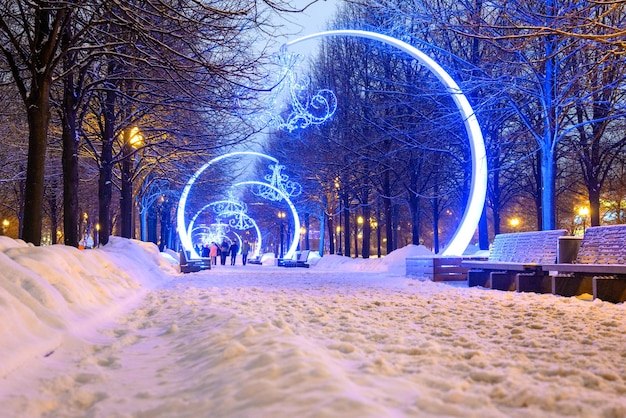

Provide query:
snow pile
left=0, top=236, right=171, bottom=378
left=314, top=244, right=432, bottom=274
left=1, top=237, right=625, bottom=418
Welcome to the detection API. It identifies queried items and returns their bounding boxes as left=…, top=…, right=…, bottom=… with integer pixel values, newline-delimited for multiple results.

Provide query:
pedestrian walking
left=220, top=240, right=229, bottom=265
left=229, top=241, right=239, bottom=266
left=241, top=239, right=251, bottom=265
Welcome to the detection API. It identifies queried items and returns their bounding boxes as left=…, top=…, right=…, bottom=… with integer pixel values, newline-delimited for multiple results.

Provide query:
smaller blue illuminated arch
left=176, top=151, right=280, bottom=257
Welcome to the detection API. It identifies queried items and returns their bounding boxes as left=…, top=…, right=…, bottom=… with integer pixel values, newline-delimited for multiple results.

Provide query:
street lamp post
left=278, top=211, right=286, bottom=258
left=579, top=207, right=589, bottom=234
left=336, top=225, right=342, bottom=255
left=121, top=127, right=144, bottom=239
left=335, top=179, right=342, bottom=256
left=372, top=220, right=381, bottom=258
left=356, top=215, right=363, bottom=258
left=300, top=225, right=306, bottom=251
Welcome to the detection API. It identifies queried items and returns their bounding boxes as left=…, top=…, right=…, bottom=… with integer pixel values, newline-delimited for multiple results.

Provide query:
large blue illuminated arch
left=284, top=30, right=488, bottom=256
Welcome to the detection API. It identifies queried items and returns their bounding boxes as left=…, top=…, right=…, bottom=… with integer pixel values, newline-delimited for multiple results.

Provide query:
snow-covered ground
left=0, top=236, right=625, bottom=417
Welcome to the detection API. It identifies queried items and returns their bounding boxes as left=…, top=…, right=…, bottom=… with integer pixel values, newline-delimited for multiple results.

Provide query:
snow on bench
left=541, top=224, right=626, bottom=303
left=462, top=230, right=567, bottom=291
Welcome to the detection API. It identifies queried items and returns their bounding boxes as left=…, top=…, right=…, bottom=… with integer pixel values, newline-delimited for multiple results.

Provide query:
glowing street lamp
left=1, top=219, right=9, bottom=235
left=356, top=215, right=364, bottom=257
left=509, top=217, right=520, bottom=229
left=335, top=179, right=343, bottom=256
left=336, top=224, right=342, bottom=256
left=300, top=225, right=306, bottom=250
left=121, top=127, right=144, bottom=239
left=371, top=220, right=381, bottom=258
left=579, top=207, right=589, bottom=233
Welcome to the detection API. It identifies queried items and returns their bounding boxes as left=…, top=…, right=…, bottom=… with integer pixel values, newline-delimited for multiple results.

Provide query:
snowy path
left=2, top=265, right=626, bottom=417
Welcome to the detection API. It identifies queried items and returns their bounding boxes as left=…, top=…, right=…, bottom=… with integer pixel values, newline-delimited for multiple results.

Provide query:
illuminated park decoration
left=186, top=196, right=263, bottom=259
left=256, top=52, right=337, bottom=132
left=235, top=181, right=301, bottom=259
left=252, top=163, right=302, bottom=202
left=282, top=30, right=488, bottom=256
left=176, top=151, right=302, bottom=259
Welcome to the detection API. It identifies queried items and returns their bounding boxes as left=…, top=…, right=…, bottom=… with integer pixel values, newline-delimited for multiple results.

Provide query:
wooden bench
left=462, top=230, right=567, bottom=291
left=179, top=250, right=211, bottom=273
left=406, top=257, right=469, bottom=281
left=248, top=255, right=263, bottom=265
left=278, top=250, right=310, bottom=268
left=541, top=224, right=626, bottom=303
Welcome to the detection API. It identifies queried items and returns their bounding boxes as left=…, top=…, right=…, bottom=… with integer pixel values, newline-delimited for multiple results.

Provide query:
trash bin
left=557, top=236, right=582, bottom=263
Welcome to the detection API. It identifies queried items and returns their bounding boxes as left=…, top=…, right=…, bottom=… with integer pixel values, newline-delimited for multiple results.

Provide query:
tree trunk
left=433, top=196, right=440, bottom=253
left=540, top=145, right=556, bottom=230
left=22, top=84, right=51, bottom=246
left=343, top=195, right=350, bottom=257
left=61, top=73, right=80, bottom=247
left=383, top=171, right=393, bottom=254
left=326, top=212, right=334, bottom=254
left=99, top=71, right=117, bottom=246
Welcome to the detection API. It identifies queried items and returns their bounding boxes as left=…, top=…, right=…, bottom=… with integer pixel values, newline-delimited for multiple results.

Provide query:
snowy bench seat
left=278, top=250, right=310, bottom=268
left=541, top=224, right=626, bottom=303
left=462, top=230, right=567, bottom=291
left=179, top=250, right=211, bottom=273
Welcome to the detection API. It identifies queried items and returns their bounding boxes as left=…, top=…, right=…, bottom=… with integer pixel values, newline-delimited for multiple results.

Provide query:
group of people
left=197, top=239, right=251, bottom=266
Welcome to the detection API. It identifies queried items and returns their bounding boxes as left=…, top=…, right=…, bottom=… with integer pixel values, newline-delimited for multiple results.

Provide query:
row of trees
left=0, top=0, right=317, bottom=247
left=264, top=0, right=626, bottom=256
left=2, top=0, right=625, bottom=256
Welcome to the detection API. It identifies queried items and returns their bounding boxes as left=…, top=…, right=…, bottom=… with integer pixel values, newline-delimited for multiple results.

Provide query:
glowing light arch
left=176, top=151, right=301, bottom=259
left=284, top=30, right=488, bottom=256
left=187, top=202, right=263, bottom=259
left=177, top=151, right=279, bottom=258
left=234, top=181, right=300, bottom=260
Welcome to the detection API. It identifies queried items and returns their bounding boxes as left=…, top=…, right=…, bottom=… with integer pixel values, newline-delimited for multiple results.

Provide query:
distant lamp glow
left=128, top=127, right=143, bottom=148
left=284, top=30, right=487, bottom=256
left=509, top=217, right=520, bottom=228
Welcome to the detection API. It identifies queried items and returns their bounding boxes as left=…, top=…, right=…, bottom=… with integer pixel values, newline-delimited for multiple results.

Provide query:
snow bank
left=0, top=236, right=172, bottom=378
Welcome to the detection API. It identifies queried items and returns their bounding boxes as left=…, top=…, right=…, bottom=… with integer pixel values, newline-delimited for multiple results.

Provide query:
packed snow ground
left=0, top=236, right=625, bottom=418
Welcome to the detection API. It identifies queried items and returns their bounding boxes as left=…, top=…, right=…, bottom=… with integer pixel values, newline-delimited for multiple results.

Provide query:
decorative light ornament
left=283, top=30, right=488, bottom=256
left=235, top=181, right=301, bottom=260
left=177, top=151, right=301, bottom=260
left=186, top=196, right=263, bottom=259
left=256, top=52, right=337, bottom=132
left=253, top=163, right=302, bottom=202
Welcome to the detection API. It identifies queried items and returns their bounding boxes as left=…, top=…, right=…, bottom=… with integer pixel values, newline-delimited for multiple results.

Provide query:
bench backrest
left=489, top=230, right=567, bottom=263
left=575, top=224, right=626, bottom=264
left=299, top=250, right=310, bottom=262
